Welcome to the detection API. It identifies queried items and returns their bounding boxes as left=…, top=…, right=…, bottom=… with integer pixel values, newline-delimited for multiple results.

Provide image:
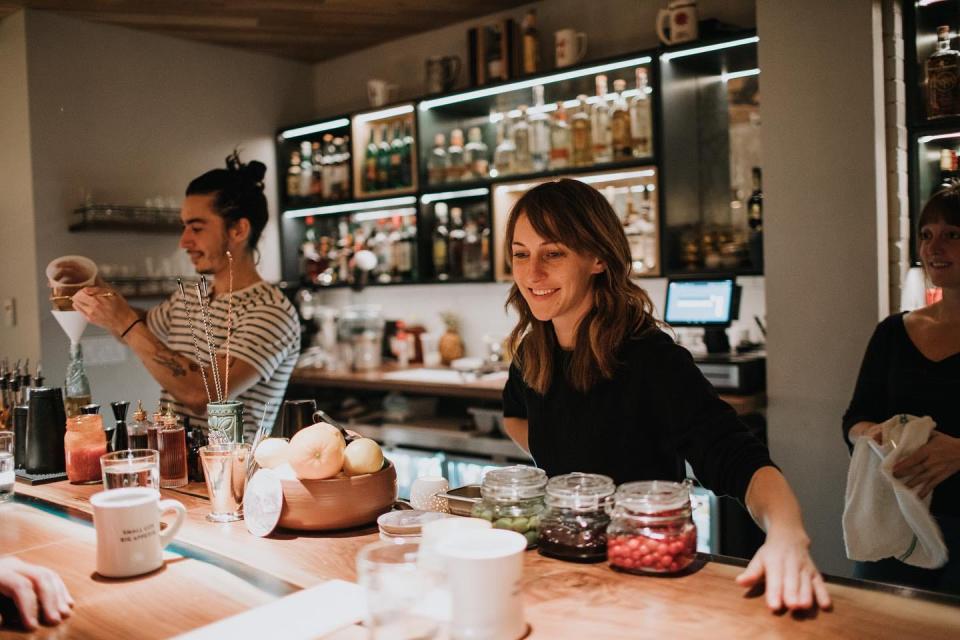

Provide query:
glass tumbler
left=100, top=449, right=160, bottom=491
left=0, top=431, right=14, bottom=503
left=199, top=442, right=251, bottom=522
left=357, top=539, right=442, bottom=640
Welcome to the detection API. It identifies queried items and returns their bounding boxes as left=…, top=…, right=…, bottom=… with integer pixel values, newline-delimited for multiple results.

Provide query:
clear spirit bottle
left=493, top=117, right=516, bottom=177
left=463, top=127, right=489, bottom=180
left=630, top=68, right=653, bottom=157
left=610, top=79, right=632, bottom=161
left=530, top=85, right=551, bottom=172
left=463, top=212, right=484, bottom=280
left=447, top=128, right=466, bottom=182
left=591, top=75, right=612, bottom=163
left=513, top=106, right=533, bottom=174
left=571, top=95, right=593, bottom=166
left=448, top=207, right=466, bottom=279
left=427, top=132, right=449, bottom=185
left=549, top=102, right=572, bottom=169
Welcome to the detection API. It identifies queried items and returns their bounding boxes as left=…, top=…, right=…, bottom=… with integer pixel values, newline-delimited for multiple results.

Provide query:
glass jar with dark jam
left=537, top=472, right=614, bottom=563
left=471, top=465, right=547, bottom=549
left=607, top=479, right=697, bottom=574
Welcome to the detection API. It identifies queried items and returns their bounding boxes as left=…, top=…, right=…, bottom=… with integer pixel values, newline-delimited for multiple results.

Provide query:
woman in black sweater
left=501, top=179, right=829, bottom=612
left=844, top=185, right=960, bottom=592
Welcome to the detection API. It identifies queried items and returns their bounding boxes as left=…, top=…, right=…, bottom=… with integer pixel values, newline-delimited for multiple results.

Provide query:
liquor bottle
left=377, top=124, right=392, bottom=189
left=287, top=151, right=301, bottom=200
left=462, top=212, right=484, bottom=280
left=428, top=132, right=450, bottom=185
left=371, top=219, right=392, bottom=283
left=571, top=95, right=594, bottom=166
left=591, top=75, right=612, bottom=163
left=448, top=207, right=466, bottom=279
left=128, top=400, right=150, bottom=450
left=401, top=122, right=414, bottom=187
left=433, top=202, right=450, bottom=280
left=364, top=129, right=378, bottom=192
left=549, top=102, right=572, bottom=169
left=513, top=106, right=533, bottom=174
left=324, top=134, right=338, bottom=199
left=64, top=343, right=91, bottom=418
left=927, top=26, right=960, bottom=119
left=463, top=127, right=489, bottom=180
left=402, top=215, right=418, bottom=279
left=748, top=167, right=763, bottom=231
left=447, top=128, right=466, bottom=182
left=521, top=10, right=539, bottom=75
left=299, top=141, right=313, bottom=197
left=611, top=79, right=632, bottom=161
left=623, top=199, right=646, bottom=274
left=147, top=401, right=162, bottom=451
left=630, top=68, right=653, bottom=157
left=390, top=126, right=404, bottom=188
left=310, top=141, right=324, bottom=197
left=157, top=409, right=187, bottom=489
left=530, top=86, right=550, bottom=172
left=936, top=148, right=958, bottom=195
left=334, top=135, right=350, bottom=199
left=493, top=116, right=516, bottom=176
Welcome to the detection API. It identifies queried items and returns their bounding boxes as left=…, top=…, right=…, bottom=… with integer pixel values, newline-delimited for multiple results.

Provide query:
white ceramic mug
left=91, top=487, right=186, bottom=578
left=437, top=528, right=527, bottom=640
left=657, top=0, right=699, bottom=46
left=367, top=79, right=399, bottom=107
left=554, top=29, right=587, bottom=68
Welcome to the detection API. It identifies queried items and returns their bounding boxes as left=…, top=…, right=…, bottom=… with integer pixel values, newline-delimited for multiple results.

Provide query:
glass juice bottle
left=158, top=410, right=187, bottom=488
left=64, top=342, right=91, bottom=418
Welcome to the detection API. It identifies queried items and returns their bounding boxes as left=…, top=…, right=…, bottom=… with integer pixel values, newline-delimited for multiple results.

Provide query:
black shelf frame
left=277, top=30, right=761, bottom=286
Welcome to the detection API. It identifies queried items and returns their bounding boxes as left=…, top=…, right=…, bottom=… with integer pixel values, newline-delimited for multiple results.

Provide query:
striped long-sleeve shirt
left=146, top=281, right=300, bottom=441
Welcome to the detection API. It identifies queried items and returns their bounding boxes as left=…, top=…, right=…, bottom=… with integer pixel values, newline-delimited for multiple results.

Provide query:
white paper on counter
left=173, top=579, right=365, bottom=640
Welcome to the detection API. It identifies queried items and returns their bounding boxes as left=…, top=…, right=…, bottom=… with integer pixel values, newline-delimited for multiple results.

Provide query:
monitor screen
left=664, top=279, right=735, bottom=326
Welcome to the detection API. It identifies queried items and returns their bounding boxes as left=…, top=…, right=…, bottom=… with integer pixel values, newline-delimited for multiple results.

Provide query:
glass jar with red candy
left=606, top=479, right=698, bottom=574
left=64, top=414, right=108, bottom=484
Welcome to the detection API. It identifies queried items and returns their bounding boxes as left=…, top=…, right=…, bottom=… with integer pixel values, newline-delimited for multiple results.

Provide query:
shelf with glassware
left=417, top=54, right=656, bottom=190
left=491, top=166, right=660, bottom=282
left=351, top=104, right=419, bottom=200
left=277, top=115, right=353, bottom=213
left=69, top=204, right=182, bottom=233
left=906, top=1, right=960, bottom=266
left=658, top=34, right=762, bottom=276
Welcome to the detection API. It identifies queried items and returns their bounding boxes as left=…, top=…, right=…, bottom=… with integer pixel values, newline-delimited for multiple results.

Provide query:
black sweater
left=503, top=330, right=774, bottom=503
left=843, top=312, right=960, bottom=518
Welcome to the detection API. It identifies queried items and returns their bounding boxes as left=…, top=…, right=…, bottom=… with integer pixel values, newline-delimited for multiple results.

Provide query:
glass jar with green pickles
left=471, top=465, right=547, bottom=549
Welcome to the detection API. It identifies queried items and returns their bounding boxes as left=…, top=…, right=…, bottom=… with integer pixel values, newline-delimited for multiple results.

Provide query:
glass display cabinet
left=276, top=115, right=353, bottom=211
left=419, top=187, right=493, bottom=283
left=350, top=104, right=418, bottom=200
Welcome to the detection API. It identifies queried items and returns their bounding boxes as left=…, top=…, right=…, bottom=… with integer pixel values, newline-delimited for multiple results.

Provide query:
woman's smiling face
left=510, top=213, right=604, bottom=341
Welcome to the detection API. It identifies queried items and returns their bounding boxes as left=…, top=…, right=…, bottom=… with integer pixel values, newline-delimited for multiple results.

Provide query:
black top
left=502, top=329, right=774, bottom=503
left=843, top=312, right=960, bottom=518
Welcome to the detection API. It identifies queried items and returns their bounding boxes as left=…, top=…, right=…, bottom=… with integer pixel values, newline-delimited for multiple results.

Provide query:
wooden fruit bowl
left=278, top=460, right=398, bottom=531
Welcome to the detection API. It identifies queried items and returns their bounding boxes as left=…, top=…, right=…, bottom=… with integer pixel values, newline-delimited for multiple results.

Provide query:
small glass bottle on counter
left=607, top=479, right=698, bottom=575
left=471, top=465, right=547, bottom=549
left=128, top=400, right=150, bottom=450
left=147, top=401, right=162, bottom=451
left=64, top=414, right=108, bottom=484
left=538, top=473, right=615, bottom=563
left=157, top=408, right=188, bottom=488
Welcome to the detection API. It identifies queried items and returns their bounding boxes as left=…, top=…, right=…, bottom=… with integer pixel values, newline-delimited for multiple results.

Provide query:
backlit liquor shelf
left=278, top=33, right=765, bottom=288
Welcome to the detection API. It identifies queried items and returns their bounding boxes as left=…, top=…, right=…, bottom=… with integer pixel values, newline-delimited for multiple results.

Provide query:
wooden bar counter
left=2, top=480, right=958, bottom=639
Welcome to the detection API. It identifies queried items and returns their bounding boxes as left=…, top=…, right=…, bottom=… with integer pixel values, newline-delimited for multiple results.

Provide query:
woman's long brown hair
left=504, top=179, right=660, bottom=394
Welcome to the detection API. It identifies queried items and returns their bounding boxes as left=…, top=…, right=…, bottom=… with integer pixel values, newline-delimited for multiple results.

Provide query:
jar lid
left=614, top=480, right=692, bottom=513
left=545, top=472, right=615, bottom=510
left=480, top=465, right=547, bottom=501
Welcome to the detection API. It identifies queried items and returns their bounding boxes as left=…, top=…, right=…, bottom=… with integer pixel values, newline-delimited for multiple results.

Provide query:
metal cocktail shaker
left=25, top=387, right=67, bottom=474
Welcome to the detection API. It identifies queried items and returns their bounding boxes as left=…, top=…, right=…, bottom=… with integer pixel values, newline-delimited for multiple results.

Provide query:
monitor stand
left=703, top=326, right=730, bottom=355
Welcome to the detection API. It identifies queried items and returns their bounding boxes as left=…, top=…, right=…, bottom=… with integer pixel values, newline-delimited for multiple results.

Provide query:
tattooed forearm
left=153, top=345, right=188, bottom=377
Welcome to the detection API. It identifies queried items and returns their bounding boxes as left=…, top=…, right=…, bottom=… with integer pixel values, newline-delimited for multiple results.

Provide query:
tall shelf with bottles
left=277, top=32, right=760, bottom=289
left=906, top=1, right=960, bottom=266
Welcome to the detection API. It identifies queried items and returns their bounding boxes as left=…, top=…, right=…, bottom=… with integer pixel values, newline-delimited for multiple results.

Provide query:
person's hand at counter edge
left=735, top=466, right=832, bottom=612
left=72, top=286, right=140, bottom=339
left=0, top=556, right=74, bottom=630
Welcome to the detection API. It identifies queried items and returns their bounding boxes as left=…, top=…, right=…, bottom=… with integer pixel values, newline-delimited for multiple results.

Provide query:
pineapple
left=438, top=312, right=465, bottom=365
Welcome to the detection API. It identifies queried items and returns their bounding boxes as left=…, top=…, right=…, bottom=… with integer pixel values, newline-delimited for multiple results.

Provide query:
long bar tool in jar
left=607, top=479, right=698, bottom=574
left=538, top=472, right=615, bottom=563
left=471, top=465, right=547, bottom=548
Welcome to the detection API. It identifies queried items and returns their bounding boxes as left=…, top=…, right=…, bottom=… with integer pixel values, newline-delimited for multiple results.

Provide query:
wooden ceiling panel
left=0, top=0, right=532, bottom=62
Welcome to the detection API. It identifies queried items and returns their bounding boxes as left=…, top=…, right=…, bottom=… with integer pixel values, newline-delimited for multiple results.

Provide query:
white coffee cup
left=437, top=528, right=527, bottom=640
left=91, top=487, right=186, bottom=578
left=657, top=0, right=699, bottom=46
left=367, top=79, right=399, bottom=107
left=554, top=29, right=587, bottom=68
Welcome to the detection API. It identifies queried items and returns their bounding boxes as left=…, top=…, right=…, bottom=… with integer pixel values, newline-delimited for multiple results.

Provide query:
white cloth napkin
left=843, top=414, right=948, bottom=569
